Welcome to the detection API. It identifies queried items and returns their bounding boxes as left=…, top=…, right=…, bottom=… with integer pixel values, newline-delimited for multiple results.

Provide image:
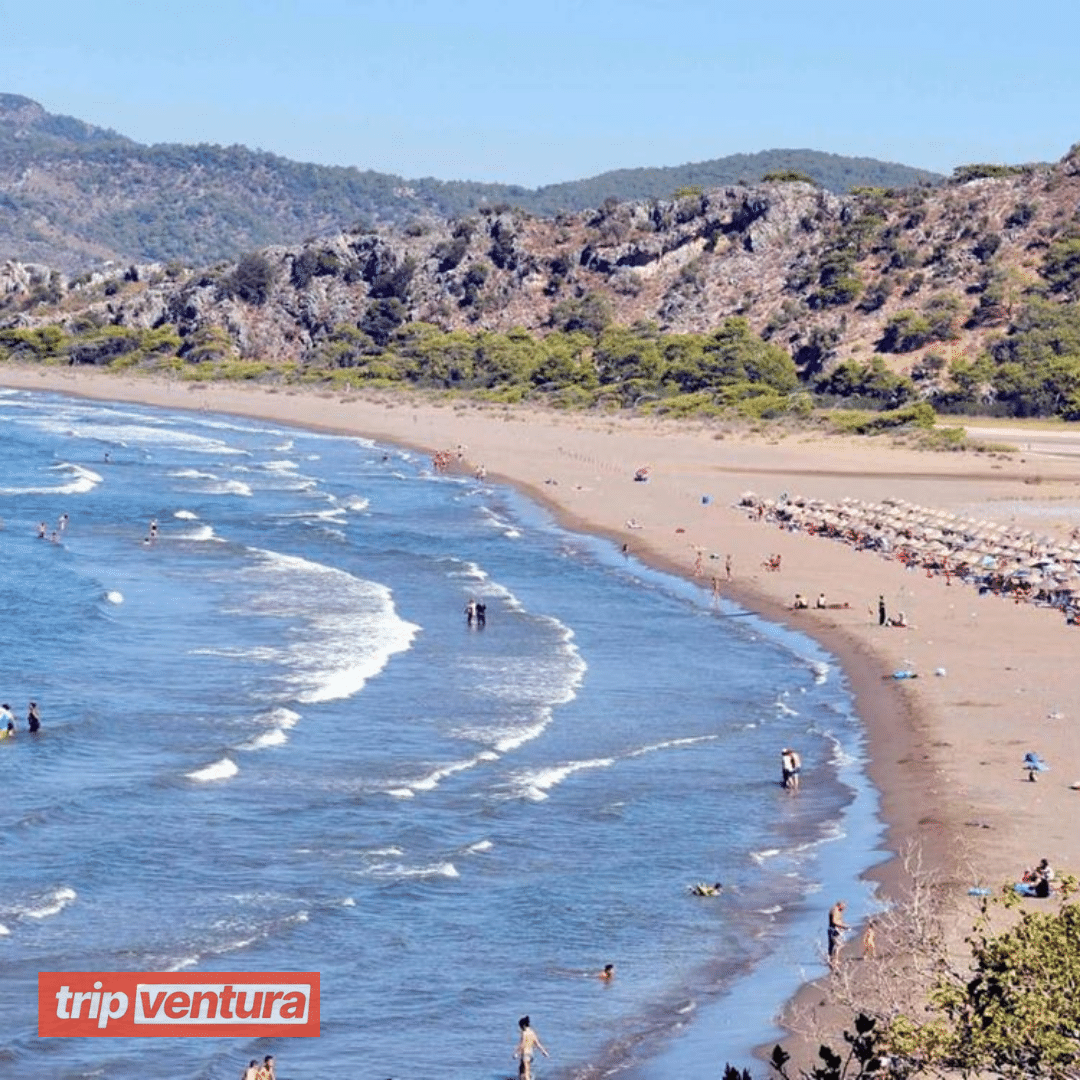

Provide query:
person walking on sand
left=878, top=595, right=887, bottom=626
left=828, top=900, right=850, bottom=968
left=725, top=553, right=732, bottom=581
left=514, top=1015, right=549, bottom=1080
left=862, top=919, right=877, bottom=959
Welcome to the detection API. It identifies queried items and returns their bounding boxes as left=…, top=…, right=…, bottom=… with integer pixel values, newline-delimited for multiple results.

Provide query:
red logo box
left=39, top=972, right=320, bottom=1037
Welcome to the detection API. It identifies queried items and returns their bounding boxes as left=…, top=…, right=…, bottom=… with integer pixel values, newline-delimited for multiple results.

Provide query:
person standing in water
left=27, top=701, right=41, bottom=733
left=514, top=1015, right=549, bottom=1080
left=828, top=900, right=850, bottom=968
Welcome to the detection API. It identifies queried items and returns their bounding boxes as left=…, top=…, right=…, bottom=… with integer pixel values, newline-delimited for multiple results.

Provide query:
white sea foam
left=0, top=923, right=10, bottom=935
left=173, top=510, right=199, bottom=520
left=176, top=524, right=216, bottom=541
left=511, top=757, right=615, bottom=801
left=411, top=757, right=484, bottom=791
left=238, top=707, right=300, bottom=751
left=241, top=547, right=420, bottom=704
left=187, top=757, right=238, bottom=782
left=105, top=591, right=124, bottom=604
left=810, top=660, right=830, bottom=685
left=243, top=729, right=288, bottom=749
left=169, top=468, right=252, bottom=496
left=344, top=495, right=369, bottom=512
left=209, top=479, right=253, bottom=497
left=0, top=462, right=102, bottom=496
left=366, top=861, right=459, bottom=880
left=43, top=419, right=248, bottom=455
left=451, top=604, right=586, bottom=754
left=466, top=840, right=493, bottom=853
left=263, top=459, right=299, bottom=472
left=170, top=469, right=216, bottom=480
left=362, top=846, right=405, bottom=857
left=20, top=886, right=78, bottom=919
left=774, top=700, right=800, bottom=717
left=167, top=956, right=201, bottom=971
left=479, top=506, right=522, bottom=538
left=385, top=788, right=415, bottom=798
left=628, top=735, right=717, bottom=757
left=277, top=507, right=347, bottom=524
left=750, top=848, right=781, bottom=864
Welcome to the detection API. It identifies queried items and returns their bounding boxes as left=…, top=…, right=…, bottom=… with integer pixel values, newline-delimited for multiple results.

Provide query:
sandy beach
left=6, top=363, right=1080, bottom=1063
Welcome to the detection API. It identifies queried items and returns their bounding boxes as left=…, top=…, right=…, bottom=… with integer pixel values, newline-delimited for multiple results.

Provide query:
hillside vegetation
left=0, top=94, right=940, bottom=270
left=4, top=99, right=1080, bottom=423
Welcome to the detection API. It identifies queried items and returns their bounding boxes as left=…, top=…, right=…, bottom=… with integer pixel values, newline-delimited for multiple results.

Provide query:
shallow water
left=0, top=389, right=883, bottom=1079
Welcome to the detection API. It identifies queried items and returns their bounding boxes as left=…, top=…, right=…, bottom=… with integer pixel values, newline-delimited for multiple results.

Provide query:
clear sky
left=2, top=0, right=1077, bottom=186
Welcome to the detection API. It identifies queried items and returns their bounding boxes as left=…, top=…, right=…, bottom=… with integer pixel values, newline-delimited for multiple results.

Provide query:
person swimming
left=690, top=882, right=723, bottom=896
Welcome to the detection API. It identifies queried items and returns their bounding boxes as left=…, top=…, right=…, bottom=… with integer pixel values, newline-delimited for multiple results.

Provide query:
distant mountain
left=0, top=94, right=943, bottom=270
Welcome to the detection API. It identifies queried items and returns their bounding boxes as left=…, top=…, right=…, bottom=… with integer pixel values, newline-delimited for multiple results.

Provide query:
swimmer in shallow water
left=690, top=882, right=723, bottom=896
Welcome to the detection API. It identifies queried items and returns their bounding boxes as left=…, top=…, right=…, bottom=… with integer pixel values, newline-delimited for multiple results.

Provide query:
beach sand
left=6, top=364, right=1080, bottom=1065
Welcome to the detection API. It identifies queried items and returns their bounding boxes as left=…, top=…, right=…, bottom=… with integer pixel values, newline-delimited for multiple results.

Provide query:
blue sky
left=3, top=0, right=1077, bottom=186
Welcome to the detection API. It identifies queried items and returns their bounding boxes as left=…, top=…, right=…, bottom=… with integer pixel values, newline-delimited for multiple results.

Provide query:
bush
left=226, top=252, right=276, bottom=305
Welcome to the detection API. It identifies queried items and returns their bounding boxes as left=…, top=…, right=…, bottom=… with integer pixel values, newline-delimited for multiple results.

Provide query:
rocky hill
left=3, top=144, right=1079, bottom=419
left=0, top=94, right=942, bottom=270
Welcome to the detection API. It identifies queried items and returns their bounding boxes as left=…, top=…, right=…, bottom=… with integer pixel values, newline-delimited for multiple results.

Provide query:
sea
left=0, top=387, right=886, bottom=1080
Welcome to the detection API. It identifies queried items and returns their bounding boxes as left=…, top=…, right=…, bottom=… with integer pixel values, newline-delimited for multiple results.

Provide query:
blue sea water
left=0, top=388, right=885, bottom=1080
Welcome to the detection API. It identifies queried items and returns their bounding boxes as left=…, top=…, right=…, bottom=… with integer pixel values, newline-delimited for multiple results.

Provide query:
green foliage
left=761, top=171, right=818, bottom=186
left=808, top=250, right=862, bottom=309
left=549, top=292, right=613, bottom=336
left=951, top=163, right=1027, bottom=183
left=226, top=252, right=276, bottom=305
left=0, top=324, right=68, bottom=359
left=828, top=401, right=936, bottom=434
left=897, top=890, right=1080, bottom=1079
left=290, top=248, right=341, bottom=289
left=816, top=359, right=916, bottom=407
left=0, top=95, right=947, bottom=271
left=879, top=296, right=960, bottom=353
left=1040, top=235, right=1080, bottom=298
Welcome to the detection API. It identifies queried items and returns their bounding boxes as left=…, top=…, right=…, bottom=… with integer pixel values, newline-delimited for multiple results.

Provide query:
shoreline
left=7, top=364, right=1080, bottom=1068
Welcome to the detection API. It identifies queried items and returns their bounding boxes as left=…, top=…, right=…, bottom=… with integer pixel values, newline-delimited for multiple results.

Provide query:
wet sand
left=6, top=364, right=1080, bottom=1063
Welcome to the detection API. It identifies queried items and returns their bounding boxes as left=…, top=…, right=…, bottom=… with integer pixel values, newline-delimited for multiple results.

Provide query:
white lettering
left=98, top=991, right=129, bottom=1029
left=133, top=983, right=311, bottom=1024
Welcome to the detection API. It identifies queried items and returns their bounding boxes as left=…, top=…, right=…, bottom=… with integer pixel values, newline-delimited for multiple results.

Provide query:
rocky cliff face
left=3, top=148, right=1079, bottom=381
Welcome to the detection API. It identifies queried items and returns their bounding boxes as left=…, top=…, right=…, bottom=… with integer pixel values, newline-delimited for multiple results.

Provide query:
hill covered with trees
left=0, top=94, right=941, bottom=270
left=4, top=117, right=1080, bottom=424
